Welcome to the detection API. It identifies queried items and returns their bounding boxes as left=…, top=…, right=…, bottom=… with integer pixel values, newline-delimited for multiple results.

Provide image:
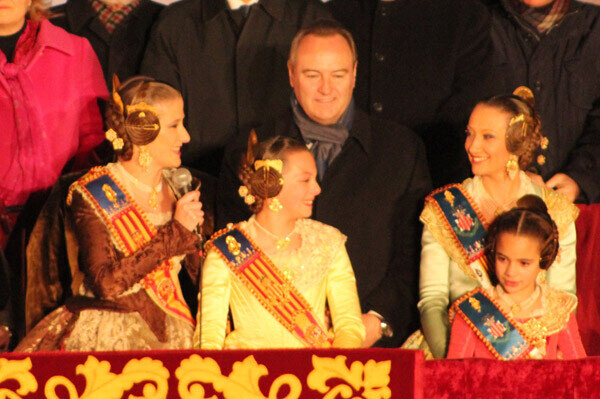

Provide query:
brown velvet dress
left=16, top=164, right=207, bottom=351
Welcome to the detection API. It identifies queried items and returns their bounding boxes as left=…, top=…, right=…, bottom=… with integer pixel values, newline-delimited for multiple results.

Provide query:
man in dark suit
left=218, top=20, right=432, bottom=346
left=323, top=0, right=495, bottom=189
left=51, top=0, right=163, bottom=90
left=141, top=0, right=330, bottom=176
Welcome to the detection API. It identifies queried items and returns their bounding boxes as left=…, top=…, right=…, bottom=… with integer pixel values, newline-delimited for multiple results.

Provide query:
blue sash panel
left=212, top=229, right=255, bottom=268
left=430, top=186, right=486, bottom=263
left=84, top=174, right=129, bottom=217
left=457, top=290, right=530, bottom=360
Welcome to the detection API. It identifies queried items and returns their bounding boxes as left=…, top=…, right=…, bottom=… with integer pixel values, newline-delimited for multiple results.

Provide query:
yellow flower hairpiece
left=254, top=159, right=283, bottom=173
left=105, top=128, right=124, bottom=150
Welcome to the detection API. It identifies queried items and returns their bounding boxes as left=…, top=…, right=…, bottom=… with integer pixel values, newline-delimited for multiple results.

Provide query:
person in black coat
left=141, top=0, right=330, bottom=176
left=51, top=0, right=163, bottom=91
left=323, top=0, right=496, bottom=189
left=484, top=0, right=600, bottom=203
left=217, top=20, right=432, bottom=347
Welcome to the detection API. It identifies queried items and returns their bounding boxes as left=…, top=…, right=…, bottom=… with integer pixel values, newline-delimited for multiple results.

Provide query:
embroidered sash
left=426, top=184, right=491, bottom=287
left=209, top=227, right=333, bottom=348
left=453, top=288, right=533, bottom=360
left=67, top=166, right=194, bottom=326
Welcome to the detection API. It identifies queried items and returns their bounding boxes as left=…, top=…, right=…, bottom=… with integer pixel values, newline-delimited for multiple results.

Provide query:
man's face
left=288, top=33, right=356, bottom=125
left=520, top=0, right=554, bottom=7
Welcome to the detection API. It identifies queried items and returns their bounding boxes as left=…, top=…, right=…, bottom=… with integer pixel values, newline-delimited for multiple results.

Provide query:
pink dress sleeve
left=446, top=315, right=477, bottom=358
left=557, top=311, right=587, bottom=359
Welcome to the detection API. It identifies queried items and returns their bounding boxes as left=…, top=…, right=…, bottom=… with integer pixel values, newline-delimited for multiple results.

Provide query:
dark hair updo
left=238, top=133, right=309, bottom=213
left=105, top=75, right=182, bottom=161
left=485, top=195, right=559, bottom=283
left=477, top=87, right=543, bottom=171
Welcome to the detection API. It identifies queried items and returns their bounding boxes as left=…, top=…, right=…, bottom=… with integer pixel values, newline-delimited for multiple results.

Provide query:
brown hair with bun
left=105, top=75, right=181, bottom=161
left=485, top=194, right=559, bottom=285
left=478, top=86, right=544, bottom=171
left=238, top=131, right=308, bottom=213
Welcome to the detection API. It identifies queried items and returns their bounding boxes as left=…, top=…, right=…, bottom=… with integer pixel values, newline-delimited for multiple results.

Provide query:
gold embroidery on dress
left=102, top=184, right=117, bottom=203
left=444, top=190, right=455, bottom=207
left=543, top=186, right=579, bottom=239
left=469, top=296, right=481, bottom=312
left=226, top=235, right=242, bottom=256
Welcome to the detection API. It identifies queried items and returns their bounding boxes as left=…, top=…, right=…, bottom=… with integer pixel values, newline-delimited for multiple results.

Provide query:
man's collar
left=348, top=109, right=373, bottom=155
left=205, top=0, right=283, bottom=21
left=64, top=0, right=151, bottom=33
left=226, top=0, right=258, bottom=10
left=64, top=0, right=97, bottom=32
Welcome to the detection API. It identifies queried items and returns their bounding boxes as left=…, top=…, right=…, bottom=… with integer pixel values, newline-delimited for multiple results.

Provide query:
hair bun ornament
left=246, top=130, right=259, bottom=166
left=124, top=102, right=160, bottom=131
left=254, top=159, right=283, bottom=173
left=513, top=86, right=535, bottom=109
left=112, top=74, right=124, bottom=114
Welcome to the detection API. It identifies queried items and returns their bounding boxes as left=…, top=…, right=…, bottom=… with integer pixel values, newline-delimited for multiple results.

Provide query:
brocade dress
left=199, top=217, right=365, bottom=349
left=17, top=163, right=202, bottom=351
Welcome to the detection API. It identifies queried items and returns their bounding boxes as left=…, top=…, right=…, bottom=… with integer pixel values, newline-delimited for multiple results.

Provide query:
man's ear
left=352, top=61, right=358, bottom=89
left=287, top=60, right=295, bottom=88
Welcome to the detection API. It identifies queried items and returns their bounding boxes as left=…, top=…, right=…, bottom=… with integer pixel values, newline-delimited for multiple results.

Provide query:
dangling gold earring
left=505, top=154, right=519, bottom=180
left=269, top=198, right=282, bottom=212
left=138, top=146, right=152, bottom=171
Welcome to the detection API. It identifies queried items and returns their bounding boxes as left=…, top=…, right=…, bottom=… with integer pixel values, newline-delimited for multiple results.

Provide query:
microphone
left=170, top=168, right=203, bottom=238
left=171, top=168, right=194, bottom=199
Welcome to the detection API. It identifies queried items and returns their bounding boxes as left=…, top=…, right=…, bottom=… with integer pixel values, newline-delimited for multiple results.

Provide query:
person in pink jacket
left=0, top=0, right=107, bottom=248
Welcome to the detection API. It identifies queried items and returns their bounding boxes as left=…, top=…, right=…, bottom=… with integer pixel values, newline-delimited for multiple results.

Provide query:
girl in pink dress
left=447, top=195, right=585, bottom=360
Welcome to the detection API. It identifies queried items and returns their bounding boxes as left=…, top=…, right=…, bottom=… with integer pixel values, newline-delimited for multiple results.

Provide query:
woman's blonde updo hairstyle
left=238, top=132, right=308, bottom=213
left=105, top=75, right=181, bottom=161
left=479, top=87, right=544, bottom=170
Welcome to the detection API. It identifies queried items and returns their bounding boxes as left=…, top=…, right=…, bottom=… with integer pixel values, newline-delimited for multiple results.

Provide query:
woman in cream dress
left=199, top=135, right=365, bottom=349
left=418, top=87, right=578, bottom=358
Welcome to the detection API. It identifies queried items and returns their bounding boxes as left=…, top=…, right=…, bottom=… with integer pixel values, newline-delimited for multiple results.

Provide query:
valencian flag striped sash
left=209, top=227, right=333, bottom=348
left=427, top=184, right=491, bottom=288
left=67, top=166, right=195, bottom=326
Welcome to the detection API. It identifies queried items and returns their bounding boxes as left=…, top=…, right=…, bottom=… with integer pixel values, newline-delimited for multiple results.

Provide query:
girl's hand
left=174, top=190, right=204, bottom=232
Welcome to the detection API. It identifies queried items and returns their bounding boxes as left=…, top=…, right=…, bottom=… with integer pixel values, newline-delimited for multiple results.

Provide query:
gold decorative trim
left=176, top=354, right=301, bottom=399
left=307, top=355, right=392, bottom=399
left=45, top=355, right=169, bottom=399
left=0, top=358, right=38, bottom=398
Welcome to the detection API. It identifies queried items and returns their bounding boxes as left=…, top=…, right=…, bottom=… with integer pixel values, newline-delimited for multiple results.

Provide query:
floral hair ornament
left=105, top=128, right=124, bottom=150
left=254, top=159, right=283, bottom=174
left=238, top=185, right=255, bottom=205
